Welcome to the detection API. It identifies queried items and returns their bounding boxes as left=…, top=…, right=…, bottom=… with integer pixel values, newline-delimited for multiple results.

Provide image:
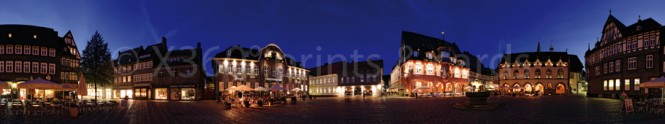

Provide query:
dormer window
left=637, top=26, right=642, bottom=31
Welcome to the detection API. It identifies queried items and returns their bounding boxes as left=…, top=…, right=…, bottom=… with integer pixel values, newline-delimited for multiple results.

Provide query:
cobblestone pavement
left=4, top=95, right=665, bottom=124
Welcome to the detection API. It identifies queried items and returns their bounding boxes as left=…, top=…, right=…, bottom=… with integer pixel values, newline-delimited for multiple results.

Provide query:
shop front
left=133, top=83, right=151, bottom=99
left=168, top=85, right=197, bottom=101
left=113, top=86, right=133, bottom=99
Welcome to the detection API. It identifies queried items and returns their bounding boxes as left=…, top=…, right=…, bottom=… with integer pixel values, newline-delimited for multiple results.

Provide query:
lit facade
left=585, top=14, right=664, bottom=97
left=0, top=24, right=80, bottom=99
left=391, top=31, right=473, bottom=96
left=309, top=60, right=384, bottom=96
left=212, top=44, right=309, bottom=93
left=112, top=37, right=205, bottom=100
left=497, top=43, right=584, bottom=95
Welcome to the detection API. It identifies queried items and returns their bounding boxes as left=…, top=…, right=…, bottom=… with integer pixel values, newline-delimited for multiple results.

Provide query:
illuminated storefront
left=155, top=88, right=167, bottom=100
left=0, top=25, right=81, bottom=100
left=112, top=38, right=204, bottom=101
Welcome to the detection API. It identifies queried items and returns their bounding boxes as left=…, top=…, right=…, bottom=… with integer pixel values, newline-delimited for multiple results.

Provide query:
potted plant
left=69, top=103, right=79, bottom=118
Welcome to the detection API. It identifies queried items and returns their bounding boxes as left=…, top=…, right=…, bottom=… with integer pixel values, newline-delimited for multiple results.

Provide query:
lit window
left=41, top=47, right=47, bottom=56
left=40, top=63, right=47, bottom=74
left=625, top=79, right=630, bottom=91
left=24, top=62, right=30, bottom=73
left=6, top=61, right=13, bottom=73
left=14, top=45, right=22, bottom=54
left=615, top=79, right=620, bottom=91
left=646, top=55, right=653, bottom=68
left=634, top=78, right=640, bottom=91
left=0, top=45, right=4, bottom=54
left=49, top=63, right=55, bottom=74
left=14, top=61, right=21, bottom=73
left=32, top=46, right=39, bottom=55
left=6, top=45, right=13, bottom=54
left=615, top=60, right=620, bottom=72
left=32, top=62, right=39, bottom=73
left=609, top=80, right=614, bottom=91
left=49, top=48, right=55, bottom=57
left=24, top=45, right=30, bottom=55
left=0, top=61, right=4, bottom=72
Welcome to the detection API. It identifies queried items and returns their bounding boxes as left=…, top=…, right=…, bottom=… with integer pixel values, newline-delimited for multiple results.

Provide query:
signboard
left=265, top=78, right=282, bottom=82
left=625, top=98, right=634, bottom=113
left=133, top=83, right=151, bottom=87
left=170, top=85, right=196, bottom=88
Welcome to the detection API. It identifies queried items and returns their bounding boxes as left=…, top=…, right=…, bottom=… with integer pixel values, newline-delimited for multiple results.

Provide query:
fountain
left=453, top=85, right=501, bottom=110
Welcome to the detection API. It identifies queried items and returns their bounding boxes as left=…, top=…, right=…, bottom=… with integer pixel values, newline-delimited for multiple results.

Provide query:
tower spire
left=537, top=38, right=541, bottom=52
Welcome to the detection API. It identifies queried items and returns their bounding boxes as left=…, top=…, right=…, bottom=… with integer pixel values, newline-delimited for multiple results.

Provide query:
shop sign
left=134, top=83, right=151, bottom=87
left=266, top=78, right=282, bottom=82
left=170, top=85, right=196, bottom=88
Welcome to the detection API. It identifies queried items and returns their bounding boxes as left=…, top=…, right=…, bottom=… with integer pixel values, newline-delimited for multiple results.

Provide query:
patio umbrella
left=17, top=78, right=61, bottom=89
left=269, top=85, right=285, bottom=91
left=290, top=88, right=301, bottom=92
left=18, top=78, right=62, bottom=100
left=57, top=84, right=77, bottom=101
left=235, top=85, right=253, bottom=91
left=254, top=87, right=268, bottom=91
left=641, top=76, right=665, bottom=103
left=224, top=86, right=237, bottom=91
left=78, top=74, right=88, bottom=97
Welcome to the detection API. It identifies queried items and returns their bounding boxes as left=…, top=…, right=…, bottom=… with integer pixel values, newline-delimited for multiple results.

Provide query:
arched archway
left=534, top=83, right=544, bottom=95
left=454, top=83, right=461, bottom=95
left=436, top=82, right=443, bottom=93
left=524, top=83, right=532, bottom=94
left=556, top=83, right=566, bottom=94
left=513, top=83, right=521, bottom=93
left=503, top=83, right=511, bottom=93
left=445, top=83, right=452, bottom=92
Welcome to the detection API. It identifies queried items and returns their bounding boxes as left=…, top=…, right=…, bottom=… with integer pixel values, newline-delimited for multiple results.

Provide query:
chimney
left=197, top=42, right=201, bottom=49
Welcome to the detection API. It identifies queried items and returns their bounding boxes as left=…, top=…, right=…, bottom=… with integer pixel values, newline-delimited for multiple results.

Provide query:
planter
left=70, top=107, right=79, bottom=119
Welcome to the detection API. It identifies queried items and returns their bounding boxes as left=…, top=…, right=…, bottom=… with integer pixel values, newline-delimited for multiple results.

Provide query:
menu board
left=625, top=98, right=634, bottom=113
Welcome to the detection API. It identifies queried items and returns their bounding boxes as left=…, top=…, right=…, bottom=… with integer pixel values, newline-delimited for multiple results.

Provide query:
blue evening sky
left=2, top=0, right=664, bottom=75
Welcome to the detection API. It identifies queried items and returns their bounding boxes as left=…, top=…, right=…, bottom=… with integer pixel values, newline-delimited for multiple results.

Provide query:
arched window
left=546, top=70, right=552, bottom=79
left=524, top=70, right=530, bottom=79
left=557, top=69, right=564, bottom=79
left=535, top=69, right=541, bottom=79
left=503, top=71, right=508, bottom=79
left=513, top=70, right=519, bottom=79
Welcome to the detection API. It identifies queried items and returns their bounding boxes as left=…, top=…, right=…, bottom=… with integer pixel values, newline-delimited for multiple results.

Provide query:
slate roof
left=500, top=52, right=583, bottom=72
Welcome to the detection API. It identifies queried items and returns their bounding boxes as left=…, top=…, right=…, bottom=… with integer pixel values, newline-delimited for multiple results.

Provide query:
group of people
left=218, top=91, right=313, bottom=109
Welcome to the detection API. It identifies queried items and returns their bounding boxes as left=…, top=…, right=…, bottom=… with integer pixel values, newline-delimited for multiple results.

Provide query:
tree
left=80, top=31, right=114, bottom=101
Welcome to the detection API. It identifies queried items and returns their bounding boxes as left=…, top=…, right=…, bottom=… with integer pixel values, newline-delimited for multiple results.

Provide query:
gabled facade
left=212, top=44, right=309, bottom=94
left=498, top=42, right=584, bottom=95
left=112, top=37, right=205, bottom=100
left=391, top=31, right=478, bottom=97
left=585, top=14, right=664, bottom=97
left=0, top=24, right=81, bottom=99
